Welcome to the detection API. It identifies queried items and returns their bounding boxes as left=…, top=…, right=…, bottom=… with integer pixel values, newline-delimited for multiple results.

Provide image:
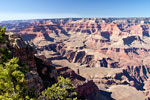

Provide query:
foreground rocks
left=5, top=32, right=102, bottom=100
left=5, top=32, right=58, bottom=95
left=56, top=67, right=99, bottom=100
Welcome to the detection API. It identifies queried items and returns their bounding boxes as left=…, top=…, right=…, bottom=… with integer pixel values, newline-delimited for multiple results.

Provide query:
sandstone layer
left=2, top=18, right=150, bottom=100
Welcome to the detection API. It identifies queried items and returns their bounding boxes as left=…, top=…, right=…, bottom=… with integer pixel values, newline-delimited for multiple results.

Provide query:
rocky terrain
left=2, top=18, right=150, bottom=100
left=5, top=32, right=100, bottom=100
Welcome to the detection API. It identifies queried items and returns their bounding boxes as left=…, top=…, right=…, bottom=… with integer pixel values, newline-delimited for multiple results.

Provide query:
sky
left=0, top=0, right=150, bottom=21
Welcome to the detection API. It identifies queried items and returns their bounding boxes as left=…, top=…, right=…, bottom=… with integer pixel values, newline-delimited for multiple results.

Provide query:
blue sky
left=0, top=0, right=150, bottom=21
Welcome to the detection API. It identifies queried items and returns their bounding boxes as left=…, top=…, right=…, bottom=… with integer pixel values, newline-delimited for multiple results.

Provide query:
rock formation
left=5, top=32, right=58, bottom=95
left=5, top=32, right=100, bottom=100
left=2, top=18, right=150, bottom=100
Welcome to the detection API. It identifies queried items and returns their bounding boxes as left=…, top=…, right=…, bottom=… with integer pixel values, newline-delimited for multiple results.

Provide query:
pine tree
left=0, top=57, right=34, bottom=100
left=0, top=26, right=6, bottom=44
left=0, top=26, right=36, bottom=100
left=42, top=76, right=78, bottom=100
left=0, top=26, right=78, bottom=100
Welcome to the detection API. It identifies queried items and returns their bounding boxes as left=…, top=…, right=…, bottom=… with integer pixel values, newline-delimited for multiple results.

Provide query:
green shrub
left=0, top=57, right=36, bottom=100
left=0, top=26, right=36, bottom=100
left=0, top=26, right=6, bottom=44
left=42, top=76, right=78, bottom=100
left=0, top=26, right=78, bottom=100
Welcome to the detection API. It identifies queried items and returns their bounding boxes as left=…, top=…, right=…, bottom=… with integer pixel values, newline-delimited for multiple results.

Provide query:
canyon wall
left=2, top=18, right=150, bottom=100
left=5, top=32, right=100, bottom=100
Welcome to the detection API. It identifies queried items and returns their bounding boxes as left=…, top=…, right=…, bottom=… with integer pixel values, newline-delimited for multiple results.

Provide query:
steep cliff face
left=5, top=32, right=58, bottom=94
left=7, top=33, right=36, bottom=70
left=55, top=42, right=150, bottom=90
left=5, top=32, right=101, bottom=100
left=56, top=67, right=99, bottom=100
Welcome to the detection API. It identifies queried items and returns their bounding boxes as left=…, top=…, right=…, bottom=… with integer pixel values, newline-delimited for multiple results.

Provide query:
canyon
left=1, top=18, right=150, bottom=100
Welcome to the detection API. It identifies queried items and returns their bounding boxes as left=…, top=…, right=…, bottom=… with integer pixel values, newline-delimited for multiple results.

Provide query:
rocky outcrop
left=63, top=20, right=101, bottom=34
left=56, top=45, right=96, bottom=68
left=34, top=56, right=57, bottom=89
left=6, top=32, right=43, bottom=94
left=5, top=32, right=58, bottom=94
left=56, top=67, right=99, bottom=100
left=56, top=44, right=121, bottom=68
left=5, top=32, right=102, bottom=100
left=76, top=80, right=99, bottom=100
left=7, top=33, right=36, bottom=70
left=74, top=51, right=86, bottom=63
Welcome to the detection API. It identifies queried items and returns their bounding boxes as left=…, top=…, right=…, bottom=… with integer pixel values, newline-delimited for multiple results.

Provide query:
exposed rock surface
left=2, top=18, right=150, bottom=100
left=5, top=32, right=101, bottom=100
left=5, top=32, right=58, bottom=95
left=56, top=67, right=99, bottom=100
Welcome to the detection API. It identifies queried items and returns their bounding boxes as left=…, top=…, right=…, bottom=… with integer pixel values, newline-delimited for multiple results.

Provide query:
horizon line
left=1, top=17, right=150, bottom=22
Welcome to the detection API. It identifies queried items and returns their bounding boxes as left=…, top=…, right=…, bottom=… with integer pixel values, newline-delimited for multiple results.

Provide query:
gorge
left=1, top=18, right=150, bottom=100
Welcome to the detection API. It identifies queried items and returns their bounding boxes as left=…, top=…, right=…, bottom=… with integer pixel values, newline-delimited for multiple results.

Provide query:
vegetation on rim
left=0, top=26, right=78, bottom=100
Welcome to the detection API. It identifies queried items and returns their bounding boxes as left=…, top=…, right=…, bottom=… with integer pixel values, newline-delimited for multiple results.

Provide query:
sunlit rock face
left=5, top=32, right=58, bottom=95
left=2, top=18, right=150, bottom=100
left=5, top=32, right=99, bottom=100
